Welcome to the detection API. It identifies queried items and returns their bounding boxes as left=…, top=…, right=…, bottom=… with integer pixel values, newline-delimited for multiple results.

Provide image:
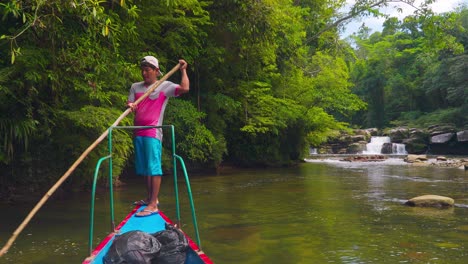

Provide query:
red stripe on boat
left=82, top=205, right=141, bottom=264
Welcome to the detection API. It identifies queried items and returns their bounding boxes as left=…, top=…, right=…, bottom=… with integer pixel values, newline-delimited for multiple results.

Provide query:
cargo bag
left=151, top=223, right=189, bottom=264
left=103, top=230, right=161, bottom=264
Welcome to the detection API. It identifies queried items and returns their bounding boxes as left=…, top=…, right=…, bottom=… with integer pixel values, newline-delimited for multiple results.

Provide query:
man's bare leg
left=148, top=176, right=161, bottom=209
left=136, top=176, right=160, bottom=216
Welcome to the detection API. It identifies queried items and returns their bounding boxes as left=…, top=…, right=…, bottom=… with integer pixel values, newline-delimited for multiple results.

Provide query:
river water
left=1, top=158, right=468, bottom=263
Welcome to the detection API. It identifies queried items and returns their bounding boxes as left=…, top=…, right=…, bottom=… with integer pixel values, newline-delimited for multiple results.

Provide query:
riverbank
left=315, top=127, right=468, bottom=156
left=306, top=154, right=468, bottom=169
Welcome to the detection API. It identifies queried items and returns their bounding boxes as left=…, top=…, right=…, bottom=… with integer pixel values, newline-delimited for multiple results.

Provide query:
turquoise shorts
left=134, top=136, right=162, bottom=176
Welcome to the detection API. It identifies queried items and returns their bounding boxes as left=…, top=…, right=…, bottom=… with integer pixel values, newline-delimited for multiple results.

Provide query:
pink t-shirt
left=127, top=81, right=180, bottom=140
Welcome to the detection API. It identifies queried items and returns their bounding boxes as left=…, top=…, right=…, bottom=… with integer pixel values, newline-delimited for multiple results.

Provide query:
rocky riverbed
left=307, top=154, right=468, bottom=170
left=403, top=154, right=467, bottom=169
left=315, top=125, right=468, bottom=156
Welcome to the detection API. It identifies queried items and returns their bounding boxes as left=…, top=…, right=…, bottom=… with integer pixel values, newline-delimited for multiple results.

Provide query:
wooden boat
left=82, top=205, right=213, bottom=264
left=82, top=125, right=213, bottom=263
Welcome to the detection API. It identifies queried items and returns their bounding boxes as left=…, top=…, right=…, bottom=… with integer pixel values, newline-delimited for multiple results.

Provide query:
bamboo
left=0, top=63, right=182, bottom=257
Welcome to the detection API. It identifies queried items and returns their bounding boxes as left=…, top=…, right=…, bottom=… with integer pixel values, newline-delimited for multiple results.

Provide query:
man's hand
left=127, top=103, right=137, bottom=112
left=179, top=59, right=188, bottom=70
left=178, top=59, right=189, bottom=94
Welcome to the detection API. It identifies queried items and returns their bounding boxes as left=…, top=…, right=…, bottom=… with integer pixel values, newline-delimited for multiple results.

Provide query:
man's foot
left=135, top=207, right=159, bottom=217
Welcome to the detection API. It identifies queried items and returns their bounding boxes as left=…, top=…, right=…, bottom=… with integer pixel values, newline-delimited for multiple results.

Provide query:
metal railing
left=88, top=125, right=201, bottom=255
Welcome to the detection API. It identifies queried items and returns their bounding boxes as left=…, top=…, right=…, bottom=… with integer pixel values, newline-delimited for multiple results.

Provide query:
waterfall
left=393, top=143, right=407, bottom=155
left=363, top=137, right=390, bottom=154
left=363, top=136, right=407, bottom=155
left=309, top=147, right=318, bottom=155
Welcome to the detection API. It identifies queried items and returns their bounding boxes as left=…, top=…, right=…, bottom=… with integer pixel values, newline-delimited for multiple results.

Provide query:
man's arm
left=178, top=59, right=190, bottom=94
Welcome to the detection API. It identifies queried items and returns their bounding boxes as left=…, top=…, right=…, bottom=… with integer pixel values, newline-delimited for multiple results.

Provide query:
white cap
left=140, top=56, right=163, bottom=75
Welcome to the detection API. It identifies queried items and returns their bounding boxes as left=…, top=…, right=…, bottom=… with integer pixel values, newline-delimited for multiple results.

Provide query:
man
left=127, top=56, right=189, bottom=217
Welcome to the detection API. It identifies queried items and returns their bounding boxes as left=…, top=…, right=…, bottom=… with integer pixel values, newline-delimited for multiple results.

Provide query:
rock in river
left=405, top=195, right=454, bottom=208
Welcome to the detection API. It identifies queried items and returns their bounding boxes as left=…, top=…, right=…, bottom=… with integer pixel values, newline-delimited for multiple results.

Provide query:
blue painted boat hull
left=82, top=205, right=212, bottom=264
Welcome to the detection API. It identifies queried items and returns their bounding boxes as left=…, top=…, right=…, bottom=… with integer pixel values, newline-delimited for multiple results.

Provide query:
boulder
left=365, top=128, right=379, bottom=136
left=386, top=127, right=409, bottom=143
left=457, top=130, right=468, bottom=142
left=350, top=135, right=367, bottom=142
left=354, top=129, right=372, bottom=138
left=405, top=154, right=427, bottom=163
left=381, top=142, right=393, bottom=154
left=409, top=128, right=428, bottom=139
left=402, top=129, right=428, bottom=154
left=338, top=135, right=354, bottom=144
left=347, top=142, right=367, bottom=154
left=405, top=195, right=454, bottom=208
left=403, top=137, right=428, bottom=154
left=428, top=124, right=456, bottom=136
left=430, top=132, right=455, bottom=144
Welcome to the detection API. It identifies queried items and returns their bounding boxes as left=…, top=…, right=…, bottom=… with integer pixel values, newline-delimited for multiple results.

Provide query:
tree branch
left=305, top=0, right=425, bottom=43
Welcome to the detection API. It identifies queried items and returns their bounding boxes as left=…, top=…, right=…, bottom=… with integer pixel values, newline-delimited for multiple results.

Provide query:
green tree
left=349, top=6, right=467, bottom=129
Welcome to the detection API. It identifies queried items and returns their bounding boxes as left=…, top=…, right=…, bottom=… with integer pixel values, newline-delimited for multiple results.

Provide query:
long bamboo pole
left=0, top=63, right=182, bottom=257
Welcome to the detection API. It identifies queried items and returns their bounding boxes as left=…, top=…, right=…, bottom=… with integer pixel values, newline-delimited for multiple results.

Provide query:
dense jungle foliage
left=0, top=0, right=467, bottom=198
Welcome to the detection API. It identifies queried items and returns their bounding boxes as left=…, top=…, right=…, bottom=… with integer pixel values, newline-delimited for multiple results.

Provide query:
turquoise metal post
left=170, top=125, right=181, bottom=224
left=108, top=128, right=115, bottom=231
left=174, top=154, right=201, bottom=248
left=88, top=125, right=202, bottom=255
left=88, top=155, right=111, bottom=255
